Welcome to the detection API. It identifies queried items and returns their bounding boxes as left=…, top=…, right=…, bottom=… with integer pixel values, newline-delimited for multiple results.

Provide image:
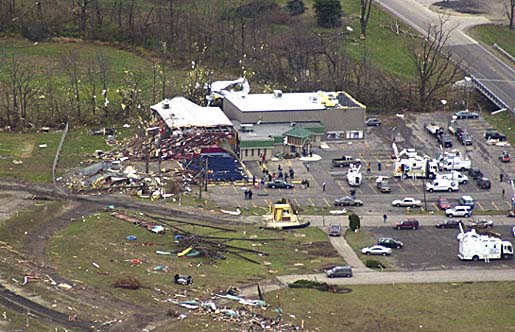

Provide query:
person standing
left=500, top=173, right=504, bottom=183
left=322, top=182, right=326, bottom=192
left=248, top=190, right=253, bottom=200
left=383, top=214, right=387, bottom=223
left=367, top=162, right=371, bottom=174
left=377, top=162, right=382, bottom=171
left=306, top=163, right=310, bottom=172
left=289, top=168, right=295, bottom=179
left=244, top=190, right=249, bottom=200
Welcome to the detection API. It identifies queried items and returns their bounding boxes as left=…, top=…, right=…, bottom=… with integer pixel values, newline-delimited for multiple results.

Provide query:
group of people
left=244, top=189, right=253, bottom=200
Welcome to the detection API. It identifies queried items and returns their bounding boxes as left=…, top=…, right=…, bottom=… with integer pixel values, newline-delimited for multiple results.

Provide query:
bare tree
left=410, top=18, right=463, bottom=111
left=75, top=0, right=91, bottom=36
left=506, top=0, right=515, bottom=30
left=360, top=0, right=373, bottom=40
left=61, top=51, right=82, bottom=122
left=1, top=55, right=41, bottom=130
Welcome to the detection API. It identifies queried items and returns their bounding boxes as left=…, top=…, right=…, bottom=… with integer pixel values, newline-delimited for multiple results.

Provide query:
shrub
left=348, top=213, right=361, bottom=231
left=365, top=259, right=385, bottom=269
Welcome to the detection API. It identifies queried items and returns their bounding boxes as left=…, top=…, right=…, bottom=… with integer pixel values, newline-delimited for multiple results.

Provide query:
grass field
left=48, top=211, right=344, bottom=306
left=277, top=0, right=418, bottom=81
left=271, top=282, right=515, bottom=332
left=468, top=24, right=515, bottom=58
left=483, top=110, right=515, bottom=146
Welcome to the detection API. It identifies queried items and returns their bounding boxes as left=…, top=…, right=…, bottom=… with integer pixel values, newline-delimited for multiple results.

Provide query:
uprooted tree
left=410, top=17, right=464, bottom=112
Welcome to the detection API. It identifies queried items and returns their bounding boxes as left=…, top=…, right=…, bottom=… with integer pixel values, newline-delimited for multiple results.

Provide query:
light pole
left=464, top=76, right=472, bottom=110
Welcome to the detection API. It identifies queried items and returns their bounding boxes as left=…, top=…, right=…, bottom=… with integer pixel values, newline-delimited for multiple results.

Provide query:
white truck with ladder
left=392, top=143, right=438, bottom=179
left=457, top=224, right=513, bottom=261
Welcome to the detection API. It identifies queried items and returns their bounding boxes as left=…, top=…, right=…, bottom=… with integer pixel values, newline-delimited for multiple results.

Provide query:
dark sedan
left=378, top=237, right=404, bottom=249
left=435, top=219, right=463, bottom=229
left=266, top=180, right=294, bottom=189
left=454, top=111, right=479, bottom=119
left=365, top=118, right=382, bottom=126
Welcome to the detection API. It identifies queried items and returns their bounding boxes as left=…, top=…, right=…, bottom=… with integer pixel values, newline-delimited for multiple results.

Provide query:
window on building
left=245, top=149, right=248, bottom=157
left=257, top=148, right=261, bottom=156
left=251, top=149, right=254, bottom=156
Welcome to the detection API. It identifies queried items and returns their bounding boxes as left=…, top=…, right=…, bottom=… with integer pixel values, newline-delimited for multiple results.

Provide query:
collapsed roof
left=151, top=97, right=233, bottom=129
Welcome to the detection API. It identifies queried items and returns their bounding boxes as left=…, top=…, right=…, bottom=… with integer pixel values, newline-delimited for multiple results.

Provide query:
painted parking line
left=323, top=198, right=331, bottom=207
left=294, top=198, right=300, bottom=207
left=398, top=182, right=408, bottom=194
left=336, top=180, right=348, bottom=193
left=507, top=201, right=512, bottom=209
left=412, top=184, right=421, bottom=193
left=477, top=201, right=485, bottom=211
left=266, top=199, right=272, bottom=206
left=308, top=198, right=315, bottom=207
left=491, top=201, right=500, bottom=211
left=367, top=182, right=378, bottom=194
left=252, top=201, right=257, bottom=207
left=432, top=202, right=438, bottom=210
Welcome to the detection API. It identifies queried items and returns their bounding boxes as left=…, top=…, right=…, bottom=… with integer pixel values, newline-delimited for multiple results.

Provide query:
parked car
left=454, top=110, right=479, bottom=119
left=334, top=196, right=363, bottom=207
left=361, top=245, right=392, bottom=256
left=459, top=195, right=475, bottom=209
left=468, top=219, right=494, bottom=229
left=326, top=266, right=353, bottom=278
left=365, top=118, right=382, bottom=126
left=329, top=224, right=342, bottom=237
left=266, top=180, right=294, bottom=189
left=394, top=218, right=419, bottom=230
left=484, top=130, right=507, bottom=141
left=468, top=168, right=483, bottom=181
left=476, top=177, right=491, bottom=189
left=437, top=133, right=453, bottom=148
left=377, top=181, right=392, bottom=193
left=435, top=219, right=463, bottom=229
left=438, top=198, right=452, bottom=210
left=500, top=151, right=510, bottom=163
left=378, top=237, right=404, bottom=249
left=392, top=197, right=422, bottom=207
left=459, top=133, right=473, bottom=146
left=445, top=205, right=472, bottom=218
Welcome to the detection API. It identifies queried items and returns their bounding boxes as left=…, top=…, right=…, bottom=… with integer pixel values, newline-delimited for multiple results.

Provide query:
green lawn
left=271, top=282, right=515, bottom=332
left=483, top=110, right=515, bottom=146
left=469, top=24, right=515, bottom=58
left=0, top=128, right=114, bottom=183
left=48, top=211, right=344, bottom=306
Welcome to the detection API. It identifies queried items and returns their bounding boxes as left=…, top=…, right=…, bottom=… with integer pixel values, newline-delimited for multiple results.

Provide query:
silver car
left=326, top=266, right=353, bottom=278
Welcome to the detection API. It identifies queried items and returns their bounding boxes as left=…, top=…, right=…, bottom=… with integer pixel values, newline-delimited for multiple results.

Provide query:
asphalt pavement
left=376, top=0, right=515, bottom=112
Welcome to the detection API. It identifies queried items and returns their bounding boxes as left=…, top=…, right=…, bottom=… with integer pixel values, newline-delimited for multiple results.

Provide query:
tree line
left=0, top=0, right=471, bottom=129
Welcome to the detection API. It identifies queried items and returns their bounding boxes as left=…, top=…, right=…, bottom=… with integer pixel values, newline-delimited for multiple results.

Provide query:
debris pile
left=168, top=290, right=302, bottom=331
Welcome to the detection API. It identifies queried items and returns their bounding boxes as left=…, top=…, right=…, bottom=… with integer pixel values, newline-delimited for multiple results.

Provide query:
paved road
left=377, top=0, right=515, bottom=112
left=277, top=268, right=515, bottom=285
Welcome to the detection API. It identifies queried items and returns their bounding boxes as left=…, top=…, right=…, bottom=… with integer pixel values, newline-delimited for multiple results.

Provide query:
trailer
left=457, top=224, right=513, bottom=261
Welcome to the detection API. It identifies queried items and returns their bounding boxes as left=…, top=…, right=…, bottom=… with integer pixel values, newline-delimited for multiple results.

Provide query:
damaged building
left=222, top=90, right=366, bottom=161
left=150, top=97, right=246, bottom=182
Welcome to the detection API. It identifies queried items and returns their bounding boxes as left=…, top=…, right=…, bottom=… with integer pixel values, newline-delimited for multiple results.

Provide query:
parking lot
left=366, top=225, right=515, bottom=271
left=206, top=111, right=514, bottom=216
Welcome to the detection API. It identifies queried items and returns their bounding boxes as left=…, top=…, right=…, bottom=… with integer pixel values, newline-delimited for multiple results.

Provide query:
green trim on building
left=239, top=140, right=274, bottom=148
left=273, top=136, right=284, bottom=144
left=303, top=125, right=325, bottom=134
left=283, top=127, right=314, bottom=139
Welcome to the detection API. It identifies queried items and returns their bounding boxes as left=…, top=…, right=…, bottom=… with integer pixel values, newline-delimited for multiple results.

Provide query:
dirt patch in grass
left=304, top=241, right=340, bottom=258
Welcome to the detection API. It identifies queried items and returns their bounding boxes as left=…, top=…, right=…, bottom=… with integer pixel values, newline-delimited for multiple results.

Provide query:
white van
left=426, top=179, right=459, bottom=192
left=436, top=171, right=469, bottom=184
left=440, top=157, right=471, bottom=171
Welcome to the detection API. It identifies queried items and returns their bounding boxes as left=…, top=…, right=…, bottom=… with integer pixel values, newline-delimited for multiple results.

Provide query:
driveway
left=277, top=268, right=515, bottom=285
